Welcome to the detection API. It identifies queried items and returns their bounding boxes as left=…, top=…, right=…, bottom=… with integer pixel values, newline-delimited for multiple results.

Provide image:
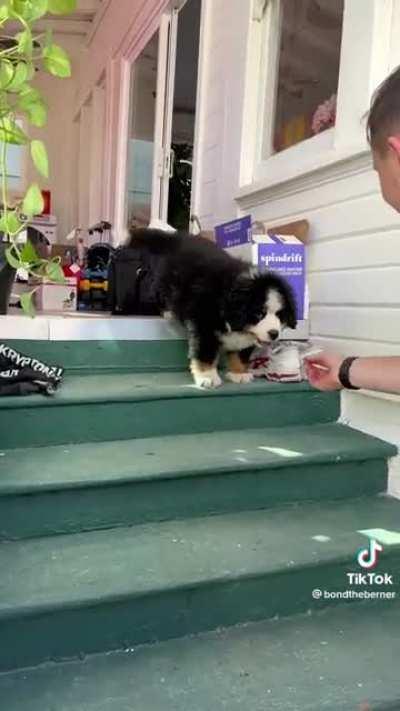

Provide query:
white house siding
left=238, top=156, right=400, bottom=495
left=194, top=0, right=400, bottom=493
left=192, top=0, right=252, bottom=230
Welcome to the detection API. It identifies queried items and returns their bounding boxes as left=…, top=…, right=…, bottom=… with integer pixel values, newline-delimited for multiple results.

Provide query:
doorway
left=124, top=0, right=202, bottom=232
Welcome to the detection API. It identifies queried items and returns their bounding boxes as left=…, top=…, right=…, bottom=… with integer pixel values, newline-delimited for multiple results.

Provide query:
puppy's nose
left=268, top=329, right=279, bottom=341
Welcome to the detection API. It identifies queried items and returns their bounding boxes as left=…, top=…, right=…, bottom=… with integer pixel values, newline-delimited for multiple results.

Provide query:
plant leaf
left=8, top=61, right=28, bottom=92
left=43, top=43, right=71, bottom=78
left=19, top=84, right=42, bottom=101
left=5, top=246, right=21, bottom=269
left=27, top=101, right=47, bottom=127
left=48, top=0, right=76, bottom=15
left=17, top=94, right=47, bottom=128
left=0, top=60, right=14, bottom=89
left=22, top=183, right=44, bottom=217
left=45, top=259, right=65, bottom=282
left=16, top=30, right=33, bottom=56
left=25, top=61, right=35, bottom=81
left=0, top=211, right=23, bottom=235
left=28, top=0, right=48, bottom=21
left=0, top=6, right=10, bottom=23
left=0, top=117, right=29, bottom=145
left=21, top=239, right=39, bottom=264
left=31, top=139, right=49, bottom=178
left=9, top=0, right=48, bottom=21
left=18, top=90, right=48, bottom=127
left=20, top=290, right=36, bottom=318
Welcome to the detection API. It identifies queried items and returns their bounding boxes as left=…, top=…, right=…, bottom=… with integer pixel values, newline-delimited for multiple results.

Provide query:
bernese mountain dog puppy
left=128, top=228, right=297, bottom=388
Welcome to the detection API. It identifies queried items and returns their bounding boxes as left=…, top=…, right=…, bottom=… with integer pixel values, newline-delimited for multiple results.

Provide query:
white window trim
left=238, top=0, right=396, bottom=205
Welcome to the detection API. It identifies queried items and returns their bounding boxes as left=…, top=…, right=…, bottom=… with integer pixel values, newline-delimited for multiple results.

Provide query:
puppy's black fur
left=128, top=228, right=297, bottom=385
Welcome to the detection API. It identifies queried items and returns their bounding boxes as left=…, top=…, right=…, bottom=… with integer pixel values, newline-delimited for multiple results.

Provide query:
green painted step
left=1, top=495, right=400, bottom=671
left=0, top=424, right=395, bottom=540
left=3, top=338, right=188, bottom=373
left=0, top=372, right=339, bottom=449
left=1, top=603, right=400, bottom=711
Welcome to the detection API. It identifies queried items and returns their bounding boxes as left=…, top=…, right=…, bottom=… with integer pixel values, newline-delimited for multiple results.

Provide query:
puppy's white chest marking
left=219, top=331, right=256, bottom=351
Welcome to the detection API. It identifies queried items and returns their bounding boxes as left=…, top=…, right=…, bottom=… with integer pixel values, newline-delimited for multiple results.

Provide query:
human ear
left=387, top=135, right=400, bottom=160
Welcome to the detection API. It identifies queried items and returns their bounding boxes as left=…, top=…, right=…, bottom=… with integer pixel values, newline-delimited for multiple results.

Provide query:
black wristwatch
left=338, top=357, right=360, bottom=390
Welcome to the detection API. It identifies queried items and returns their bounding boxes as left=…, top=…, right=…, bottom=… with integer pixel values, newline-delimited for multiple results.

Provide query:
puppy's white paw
left=226, top=371, right=254, bottom=384
left=193, top=369, right=222, bottom=389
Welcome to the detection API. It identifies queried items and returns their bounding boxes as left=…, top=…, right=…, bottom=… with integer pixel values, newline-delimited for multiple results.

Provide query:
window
left=121, top=0, right=202, bottom=233
left=0, top=119, right=26, bottom=195
left=264, top=0, right=344, bottom=157
left=125, top=31, right=159, bottom=229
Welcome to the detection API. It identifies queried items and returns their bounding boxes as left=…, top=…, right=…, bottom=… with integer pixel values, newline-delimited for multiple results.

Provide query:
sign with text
left=215, top=216, right=252, bottom=249
left=257, top=234, right=306, bottom=320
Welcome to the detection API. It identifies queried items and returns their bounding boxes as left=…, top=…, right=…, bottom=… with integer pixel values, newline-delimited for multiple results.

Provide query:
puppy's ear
left=286, top=309, right=297, bottom=330
left=224, top=276, right=253, bottom=330
left=283, top=285, right=298, bottom=330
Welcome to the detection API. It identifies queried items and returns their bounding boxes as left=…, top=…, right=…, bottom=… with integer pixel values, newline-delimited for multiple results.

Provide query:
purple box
left=215, top=215, right=252, bottom=249
left=257, top=234, right=306, bottom=320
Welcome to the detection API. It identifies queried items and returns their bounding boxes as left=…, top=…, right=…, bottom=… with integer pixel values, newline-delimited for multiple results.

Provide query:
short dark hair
left=367, top=65, right=400, bottom=151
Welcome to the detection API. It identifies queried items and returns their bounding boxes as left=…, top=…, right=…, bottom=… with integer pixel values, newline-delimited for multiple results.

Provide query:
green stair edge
left=0, top=423, right=395, bottom=495
left=1, top=603, right=400, bottom=710
left=0, top=424, right=395, bottom=540
left=0, top=372, right=341, bottom=449
left=1, top=496, right=400, bottom=670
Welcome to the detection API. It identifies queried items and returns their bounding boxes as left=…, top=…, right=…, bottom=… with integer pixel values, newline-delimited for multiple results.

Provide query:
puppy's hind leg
left=189, top=329, right=222, bottom=389
left=226, top=349, right=254, bottom=384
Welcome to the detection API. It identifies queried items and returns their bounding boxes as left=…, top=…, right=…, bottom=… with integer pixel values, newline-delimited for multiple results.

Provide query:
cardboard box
left=254, top=233, right=307, bottom=321
left=215, top=216, right=309, bottom=340
left=34, top=277, right=78, bottom=313
left=30, top=214, right=58, bottom=244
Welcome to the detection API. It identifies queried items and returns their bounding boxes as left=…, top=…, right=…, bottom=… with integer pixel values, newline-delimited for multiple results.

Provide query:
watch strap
left=339, top=356, right=360, bottom=390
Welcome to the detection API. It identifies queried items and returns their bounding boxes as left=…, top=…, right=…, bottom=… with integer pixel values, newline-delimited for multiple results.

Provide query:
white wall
left=26, top=34, right=84, bottom=242
left=192, top=0, right=252, bottom=229
left=193, top=0, right=400, bottom=491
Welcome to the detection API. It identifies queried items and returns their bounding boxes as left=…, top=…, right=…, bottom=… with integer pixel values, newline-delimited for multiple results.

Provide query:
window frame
left=240, top=0, right=395, bottom=198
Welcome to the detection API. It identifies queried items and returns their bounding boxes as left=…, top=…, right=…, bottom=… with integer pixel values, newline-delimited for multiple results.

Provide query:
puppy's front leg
left=189, top=329, right=222, bottom=389
left=226, top=350, right=254, bottom=384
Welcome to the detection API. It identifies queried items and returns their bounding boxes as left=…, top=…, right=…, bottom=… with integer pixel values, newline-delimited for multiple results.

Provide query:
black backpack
left=108, top=245, right=161, bottom=316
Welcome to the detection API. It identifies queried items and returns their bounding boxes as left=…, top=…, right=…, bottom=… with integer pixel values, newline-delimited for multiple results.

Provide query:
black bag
left=108, top=246, right=161, bottom=316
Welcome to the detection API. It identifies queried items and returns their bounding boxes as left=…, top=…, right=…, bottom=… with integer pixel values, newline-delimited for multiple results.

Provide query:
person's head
left=367, top=66, right=400, bottom=211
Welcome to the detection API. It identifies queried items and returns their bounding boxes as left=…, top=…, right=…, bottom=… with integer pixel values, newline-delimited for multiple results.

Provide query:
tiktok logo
left=357, top=539, right=383, bottom=569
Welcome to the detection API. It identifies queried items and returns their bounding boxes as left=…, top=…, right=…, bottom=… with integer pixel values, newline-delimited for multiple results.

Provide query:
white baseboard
left=341, top=390, right=400, bottom=499
left=0, top=313, right=186, bottom=342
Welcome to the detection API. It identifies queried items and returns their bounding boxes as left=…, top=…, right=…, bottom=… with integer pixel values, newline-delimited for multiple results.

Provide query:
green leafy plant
left=0, top=0, right=76, bottom=315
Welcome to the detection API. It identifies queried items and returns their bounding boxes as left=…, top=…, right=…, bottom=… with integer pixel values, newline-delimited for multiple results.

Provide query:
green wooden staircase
left=0, top=338, right=399, bottom=710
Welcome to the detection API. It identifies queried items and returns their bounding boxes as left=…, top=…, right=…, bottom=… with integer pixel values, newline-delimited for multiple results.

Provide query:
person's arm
left=304, top=352, right=400, bottom=394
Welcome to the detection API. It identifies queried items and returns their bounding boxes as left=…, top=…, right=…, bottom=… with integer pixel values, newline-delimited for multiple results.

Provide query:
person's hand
left=304, top=351, right=344, bottom=391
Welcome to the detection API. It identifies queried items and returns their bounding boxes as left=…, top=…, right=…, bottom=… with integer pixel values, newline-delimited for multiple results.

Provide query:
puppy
left=128, top=228, right=297, bottom=388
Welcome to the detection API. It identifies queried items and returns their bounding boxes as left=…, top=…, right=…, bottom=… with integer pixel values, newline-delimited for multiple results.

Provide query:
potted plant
left=0, top=0, right=76, bottom=315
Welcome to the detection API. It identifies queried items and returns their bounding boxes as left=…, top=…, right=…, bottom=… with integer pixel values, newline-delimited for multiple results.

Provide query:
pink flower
left=312, top=94, right=337, bottom=134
